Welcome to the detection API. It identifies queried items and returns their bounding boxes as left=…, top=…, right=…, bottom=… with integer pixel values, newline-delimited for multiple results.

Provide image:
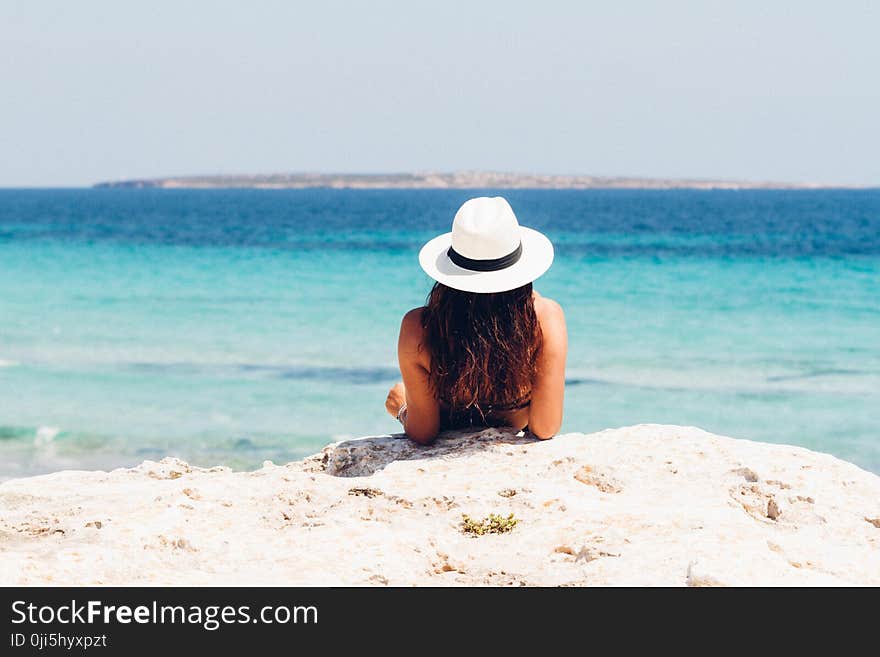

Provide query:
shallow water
left=1, top=188, right=878, bottom=477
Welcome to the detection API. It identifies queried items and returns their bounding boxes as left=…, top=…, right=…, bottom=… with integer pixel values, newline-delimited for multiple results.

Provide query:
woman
left=385, top=196, right=567, bottom=444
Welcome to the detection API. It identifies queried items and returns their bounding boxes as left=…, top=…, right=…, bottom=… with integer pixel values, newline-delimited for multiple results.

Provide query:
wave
left=0, top=425, right=33, bottom=441
left=20, top=357, right=880, bottom=394
left=0, top=425, right=60, bottom=445
left=564, top=377, right=613, bottom=386
left=123, top=364, right=707, bottom=389
left=125, top=361, right=402, bottom=384
left=121, top=364, right=666, bottom=388
left=34, top=426, right=60, bottom=446
left=765, top=368, right=872, bottom=382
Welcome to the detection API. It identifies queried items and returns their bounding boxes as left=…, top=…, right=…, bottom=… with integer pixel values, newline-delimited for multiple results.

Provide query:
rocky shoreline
left=1, top=425, right=878, bottom=586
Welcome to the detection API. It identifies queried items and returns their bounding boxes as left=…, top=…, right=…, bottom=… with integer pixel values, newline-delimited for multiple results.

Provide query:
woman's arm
left=527, top=297, right=568, bottom=439
left=391, top=308, right=440, bottom=444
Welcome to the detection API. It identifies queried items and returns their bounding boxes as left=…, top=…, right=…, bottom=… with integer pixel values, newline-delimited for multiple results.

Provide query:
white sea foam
left=0, top=359, right=19, bottom=368
left=34, top=426, right=60, bottom=447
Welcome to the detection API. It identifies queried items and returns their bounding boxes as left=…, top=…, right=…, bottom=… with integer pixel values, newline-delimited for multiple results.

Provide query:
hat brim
left=418, top=226, right=554, bottom=293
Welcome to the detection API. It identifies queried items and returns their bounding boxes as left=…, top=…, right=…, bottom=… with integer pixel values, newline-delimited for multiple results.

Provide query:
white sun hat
left=418, top=196, right=554, bottom=293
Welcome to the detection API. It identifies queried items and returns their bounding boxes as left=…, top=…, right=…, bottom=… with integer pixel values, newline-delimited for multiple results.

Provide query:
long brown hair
left=421, top=282, right=542, bottom=413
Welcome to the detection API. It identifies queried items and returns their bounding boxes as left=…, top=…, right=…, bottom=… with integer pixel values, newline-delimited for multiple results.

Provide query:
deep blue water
left=1, top=188, right=878, bottom=478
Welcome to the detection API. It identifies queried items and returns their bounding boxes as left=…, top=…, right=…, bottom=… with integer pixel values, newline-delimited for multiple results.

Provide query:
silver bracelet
left=396, top=403, right=407, bottom=424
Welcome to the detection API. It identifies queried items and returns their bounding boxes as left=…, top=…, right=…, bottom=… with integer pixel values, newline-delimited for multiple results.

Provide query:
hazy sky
left=1, top=1, right=878, bottom=186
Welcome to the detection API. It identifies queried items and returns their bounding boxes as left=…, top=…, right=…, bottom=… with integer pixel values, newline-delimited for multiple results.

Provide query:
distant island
left=93, top=171, right=831, bottom=190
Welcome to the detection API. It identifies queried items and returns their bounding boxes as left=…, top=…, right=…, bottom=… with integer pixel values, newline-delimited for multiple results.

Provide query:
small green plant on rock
left=460, top=513, right=518, bottom=536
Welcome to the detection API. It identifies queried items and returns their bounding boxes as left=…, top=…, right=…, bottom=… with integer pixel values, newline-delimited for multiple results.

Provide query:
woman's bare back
left=386, top=291, right=567, bottom=442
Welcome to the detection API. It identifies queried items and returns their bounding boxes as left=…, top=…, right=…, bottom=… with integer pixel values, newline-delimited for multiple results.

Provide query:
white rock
left=1, top=424, right=878, bottom=586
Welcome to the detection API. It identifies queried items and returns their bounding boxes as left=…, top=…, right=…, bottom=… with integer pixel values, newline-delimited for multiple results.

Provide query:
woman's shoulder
left=533, top=293, right=567, bottom=350
left=401, top=306, right=426, bottom=331
left=398, top=307, right=427, bottom=355
left=533, top=292, right=564, bottom=321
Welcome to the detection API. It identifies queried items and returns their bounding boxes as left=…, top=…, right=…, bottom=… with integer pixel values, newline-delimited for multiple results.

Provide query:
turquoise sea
left=1, top=189, right=878, bottom=479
